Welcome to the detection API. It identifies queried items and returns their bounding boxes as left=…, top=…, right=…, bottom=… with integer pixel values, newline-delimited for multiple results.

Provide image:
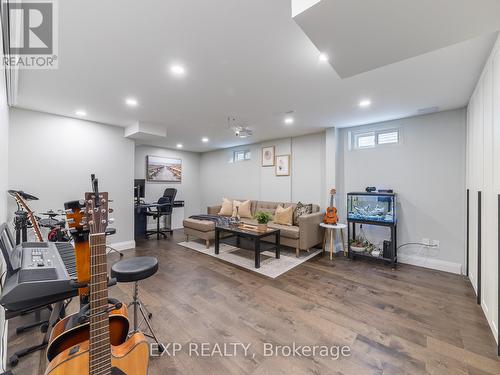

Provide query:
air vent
left=417, top=106, right=439, bottom=115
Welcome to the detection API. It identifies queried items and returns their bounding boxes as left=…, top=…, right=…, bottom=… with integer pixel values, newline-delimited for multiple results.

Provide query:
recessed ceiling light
left=201, top=137, right=209, bottom=143
left=359, top=99, right=371, bottom=108
left=125, top=97, right=138, bottom=107
left=284, top=117, right=294, bottom=125
left=176, top=143, right=183, bottom=148
left=319, top=53, right=329, bottom=62
left=170, top=64, right=185, bottom=76
left=75, top=110, right=87, bottom=117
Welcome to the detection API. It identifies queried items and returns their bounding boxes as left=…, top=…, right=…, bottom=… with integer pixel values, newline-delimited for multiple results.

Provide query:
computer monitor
left=134, top=179, right=145, bottom=200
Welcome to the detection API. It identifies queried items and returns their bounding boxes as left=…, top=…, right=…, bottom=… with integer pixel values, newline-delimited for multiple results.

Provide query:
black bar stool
left=111, top=256, right=161, bottom=346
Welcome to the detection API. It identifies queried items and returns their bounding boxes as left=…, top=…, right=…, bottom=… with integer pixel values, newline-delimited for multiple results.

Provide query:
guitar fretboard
left=89, top=233, right=111, bottom=375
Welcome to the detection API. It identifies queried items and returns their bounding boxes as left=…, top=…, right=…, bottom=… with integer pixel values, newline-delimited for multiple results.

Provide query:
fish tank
left=347, top=192, right=396, bottom=224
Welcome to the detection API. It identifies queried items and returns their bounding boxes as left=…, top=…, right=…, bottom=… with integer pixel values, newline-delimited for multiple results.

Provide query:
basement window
left=354, top=132, right=376, bottom=149
left=377, top=130, right=399, bottom=145
left=233, top=150, right=251, bottom=162
left=352, top=129, right=400, bottom=149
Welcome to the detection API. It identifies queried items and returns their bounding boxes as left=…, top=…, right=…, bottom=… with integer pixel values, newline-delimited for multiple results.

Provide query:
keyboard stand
left=8, top=301, right=64, bottom=367
left=15, top=307, right=51, bottom=334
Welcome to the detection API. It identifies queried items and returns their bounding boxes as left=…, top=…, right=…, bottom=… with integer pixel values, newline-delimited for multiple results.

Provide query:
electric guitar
left=13, top=192, right=43, bottom=242
left=324, top=188, right=338, bottom=225
left=45, top=177, right=149, bottom=375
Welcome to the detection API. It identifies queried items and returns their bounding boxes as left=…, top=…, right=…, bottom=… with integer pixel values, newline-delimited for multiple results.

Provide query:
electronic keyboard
left=0, top=242, right=78, bottom=311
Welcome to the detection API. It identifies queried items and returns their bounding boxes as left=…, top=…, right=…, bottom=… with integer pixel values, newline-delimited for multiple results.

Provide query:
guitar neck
left=28, top=211, right=43, bottom=242
left=15, top=194, right=43, bottom=242
left=89, top=233, right=111, bottom=374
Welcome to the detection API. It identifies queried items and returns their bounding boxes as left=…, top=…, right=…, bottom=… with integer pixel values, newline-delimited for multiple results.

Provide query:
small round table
left=320, top=222, right=347, bottom=260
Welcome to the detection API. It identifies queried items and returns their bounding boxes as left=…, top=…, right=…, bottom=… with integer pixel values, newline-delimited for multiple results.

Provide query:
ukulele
left=324, top=188, right=338, bottom=225
left=45, top=177, right=148, bottom=375
left=13, top=192, right=43, bottom=242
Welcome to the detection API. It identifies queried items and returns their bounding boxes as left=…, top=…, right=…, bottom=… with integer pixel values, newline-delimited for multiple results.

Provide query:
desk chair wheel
left=9, top=354, right=19, bottom=367
left=106, top=228, right=124, bottom=257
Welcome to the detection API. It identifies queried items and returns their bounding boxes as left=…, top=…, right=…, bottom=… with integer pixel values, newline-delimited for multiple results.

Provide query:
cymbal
left=39, top=210, right=64, bottom=217
left=39, top=218, right=60, bottom=228
left=8, top=190, right=39, bottom=201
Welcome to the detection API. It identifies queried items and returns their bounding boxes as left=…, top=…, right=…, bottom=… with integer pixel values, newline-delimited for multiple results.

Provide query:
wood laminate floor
left=6, top=230, right=500, bottom=375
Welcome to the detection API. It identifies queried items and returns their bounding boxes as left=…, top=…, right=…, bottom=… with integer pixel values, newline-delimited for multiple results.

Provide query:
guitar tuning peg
left=108, top=199, right=114, bottom=203
left=108, top=218, right=115, bottom=224
left=67, top=218, right=75, bottom=224
left=108, top=208, right=114, bottom=214
left=64, top=209, right=72, bottom=214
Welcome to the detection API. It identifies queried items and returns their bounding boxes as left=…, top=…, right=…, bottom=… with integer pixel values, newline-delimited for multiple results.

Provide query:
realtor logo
left=2, top=0, right=58, bottom=69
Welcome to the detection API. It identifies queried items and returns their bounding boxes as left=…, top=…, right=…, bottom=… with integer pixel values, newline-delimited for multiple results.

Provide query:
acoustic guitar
left=324, top=188, right=338, bottom=225
left=13, top=192, right=43, bottom=242
left=63, top=200, right=91, bottom=304
left=45, top=178, right=149, bottom=375
left=46, top=199, right=129, bottom=361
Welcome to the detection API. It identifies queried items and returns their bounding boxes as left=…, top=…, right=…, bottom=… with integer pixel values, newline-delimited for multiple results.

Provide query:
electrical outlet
left=432, top=240, right=440, bottom=248
left=422, top=238, right=431, bottom=246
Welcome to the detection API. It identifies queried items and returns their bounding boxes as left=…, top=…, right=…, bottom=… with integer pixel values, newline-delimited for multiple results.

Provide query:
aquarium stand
left=347, top=219, right=397, bottom=268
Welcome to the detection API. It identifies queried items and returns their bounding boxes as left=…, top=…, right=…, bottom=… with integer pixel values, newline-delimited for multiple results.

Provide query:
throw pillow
left=293, top=202, right=313, bottom=226
left=218, top=198, right=233, bottom=216
left=232, top=200, right=252, bottom=218
left=274, top=205, right=293, bottom=226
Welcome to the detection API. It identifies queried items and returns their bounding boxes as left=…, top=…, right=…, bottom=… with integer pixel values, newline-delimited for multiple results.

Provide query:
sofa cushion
left=232, top=200, right=252, bottom=218
left=268, top=222, right=300, bottom=239
left=240, top=218, right=258, bottom=226
left=293, top=202, right=313, bottom=226
left=255, top=201, right=280, bottom=216
left=274, top=205, right=293, bottom=226
left=218, top=198, right=233, bottom=216
left=183, top=218, right=215, bottom=232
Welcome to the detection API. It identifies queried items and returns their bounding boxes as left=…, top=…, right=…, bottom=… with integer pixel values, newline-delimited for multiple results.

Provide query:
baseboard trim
left=107, top=240, right=136, bottom=251
left=398, top=254, right=462, bottom=275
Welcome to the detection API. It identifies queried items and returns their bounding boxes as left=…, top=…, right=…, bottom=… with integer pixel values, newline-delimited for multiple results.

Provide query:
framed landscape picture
left=275, top=154, right=290, bottom=176
left=146, top=155, right=182, bottom=182
left=262, top=145, right=275, bottom=167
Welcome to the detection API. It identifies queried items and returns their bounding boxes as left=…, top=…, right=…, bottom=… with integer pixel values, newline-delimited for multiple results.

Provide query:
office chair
left=146, top=196, right=172, bottom=240
left=162, top=188, right=177, bottom=235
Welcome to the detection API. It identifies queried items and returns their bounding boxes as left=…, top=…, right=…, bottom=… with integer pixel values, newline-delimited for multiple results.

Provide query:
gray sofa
left=183, top=200, right=324, bottom=257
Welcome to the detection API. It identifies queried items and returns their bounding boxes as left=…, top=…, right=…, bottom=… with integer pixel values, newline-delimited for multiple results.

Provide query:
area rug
left=178, top=240, right=322, bottom=278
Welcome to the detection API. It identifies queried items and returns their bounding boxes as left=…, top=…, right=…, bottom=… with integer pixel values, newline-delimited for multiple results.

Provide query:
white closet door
left=468, top=91, right=479, bottom=293
left=491, top=47, right=500, bottom=341
left=482, top=61, right=495, bottom=325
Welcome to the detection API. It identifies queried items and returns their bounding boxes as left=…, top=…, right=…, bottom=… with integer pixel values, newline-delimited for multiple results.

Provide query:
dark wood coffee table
left=215, top=224, right=280, bottom=268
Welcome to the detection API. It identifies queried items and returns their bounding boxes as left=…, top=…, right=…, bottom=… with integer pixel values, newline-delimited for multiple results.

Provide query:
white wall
left=467, top=34, right=500, bottom=345
left=200, top=132, right=326, bottom=210
left=134, top=145, right=201, bottom=228
left=8, top=109, right=135, bottom=247
left=337, top=109, right=467, bottom=274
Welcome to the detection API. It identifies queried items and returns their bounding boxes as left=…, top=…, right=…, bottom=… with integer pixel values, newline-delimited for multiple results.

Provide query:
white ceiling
left=294, top=0, right=500, bottom=78
left=14, top=0, right=498, bottom=152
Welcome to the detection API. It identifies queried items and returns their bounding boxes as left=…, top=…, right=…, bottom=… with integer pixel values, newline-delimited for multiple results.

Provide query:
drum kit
left=8, top=190, right=71, bottom=243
